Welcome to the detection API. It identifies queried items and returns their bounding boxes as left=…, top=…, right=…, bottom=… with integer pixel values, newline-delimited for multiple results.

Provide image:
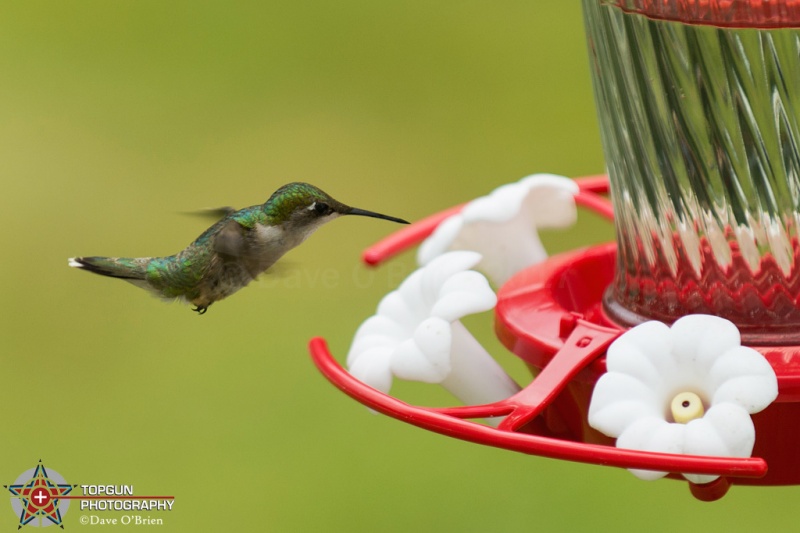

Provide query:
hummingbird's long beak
left=346, top=207, right=409, bottom=224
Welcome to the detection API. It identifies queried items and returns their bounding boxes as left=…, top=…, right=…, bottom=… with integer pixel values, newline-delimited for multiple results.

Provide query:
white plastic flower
left=347, top=251, right=519, bottom=412
left=417, top=174, right=579, bottom=285
left=588, top=315, right=778, bottom=484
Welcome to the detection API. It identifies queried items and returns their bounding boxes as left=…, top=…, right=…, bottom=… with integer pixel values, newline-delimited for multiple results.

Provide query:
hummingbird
left=69, top=182, right=409, bottom=314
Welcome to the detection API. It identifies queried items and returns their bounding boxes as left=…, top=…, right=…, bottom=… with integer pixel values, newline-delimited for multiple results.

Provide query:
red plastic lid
left=609, top=0, right=800, bottom=28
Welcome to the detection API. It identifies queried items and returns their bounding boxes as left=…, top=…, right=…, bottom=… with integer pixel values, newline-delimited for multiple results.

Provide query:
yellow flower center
left=670, top=392, right=705, bottom=424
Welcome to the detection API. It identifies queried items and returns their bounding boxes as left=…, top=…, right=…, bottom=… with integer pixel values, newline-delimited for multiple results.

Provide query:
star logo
left=5, top=461, right=76, bottom=529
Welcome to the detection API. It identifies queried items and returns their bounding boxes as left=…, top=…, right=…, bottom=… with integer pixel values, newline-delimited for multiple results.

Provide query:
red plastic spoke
left=574, top=174, right=611, bottom=194
left=497, top=322, right=619, bottom=431
left=574, top=191, right=614, bottom=221
left=361, top=204, right=464, bottom=266
left=362, top=175, right=613, bottom=267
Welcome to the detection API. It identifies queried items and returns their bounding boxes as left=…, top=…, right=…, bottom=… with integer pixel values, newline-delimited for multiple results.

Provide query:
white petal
left=352, top=314, right=407, bottom=342
left=376, top=291, right=423, bottom=332
left=430, top=271, right=496, bottom=321
left=348, top=346, right=394, bottom=393
left=453, top=220, right=547, bottom=285
left=416, top=175, right=577, bottom=285
left=441, top=321, right=521, bottom=406
left=588, top=372, right=661, bottom=437
left=420, top=251, right=483, bottom=300
left=680, top=419, right=727, bottom=485
left=606, top=321, right=674, bottom=379
left=709, top=347, right=778, bottom=413
left=616, top=417, right=684, bottom=480
left=696, top=403, right=755, bottom=457
left=518, top=174, right=579, bottom=228
left=670, top=315, right=741, bottom=372
left=348, top=333, right=397, bottom=366
left=390, top=317, right=453, bottom=383
left=604, top=326, right=672, bottom=390
left=417, top=215, right=465, bottom=266
left=682, top=403, right=755, bottom=483
left=461, top=186, right=521, bottom=223
left=395, top=270, right=430, bottom=319
left=458, top=174, right=576, bottom=226
left=348, top=316, right=407, bottom=366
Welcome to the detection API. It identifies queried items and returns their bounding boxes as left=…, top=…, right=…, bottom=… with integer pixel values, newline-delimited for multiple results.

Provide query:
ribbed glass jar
left=584, top=0, right=800, bottom=341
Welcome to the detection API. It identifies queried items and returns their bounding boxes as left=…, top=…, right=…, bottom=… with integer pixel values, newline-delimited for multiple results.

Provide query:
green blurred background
left=1, top=1, right=797, bottom=531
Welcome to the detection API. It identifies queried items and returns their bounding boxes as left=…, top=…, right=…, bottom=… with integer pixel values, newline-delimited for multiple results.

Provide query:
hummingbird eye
left=313, top=202, right=330, bottom=215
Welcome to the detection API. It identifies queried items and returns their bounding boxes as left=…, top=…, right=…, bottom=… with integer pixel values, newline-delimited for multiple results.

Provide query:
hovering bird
left=69, top=182, right=409, bottom=314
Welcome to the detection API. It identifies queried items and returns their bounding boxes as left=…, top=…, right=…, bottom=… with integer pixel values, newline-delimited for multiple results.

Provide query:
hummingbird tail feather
left=69, top=256, right=187, bottom=302
left=68, top=256, right=153, bottom=294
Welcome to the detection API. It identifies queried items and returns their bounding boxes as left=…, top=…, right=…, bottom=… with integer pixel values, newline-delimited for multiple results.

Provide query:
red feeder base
left=495, top=242, right=800, bottom=487
left=308, top=176, right=800, bottom=501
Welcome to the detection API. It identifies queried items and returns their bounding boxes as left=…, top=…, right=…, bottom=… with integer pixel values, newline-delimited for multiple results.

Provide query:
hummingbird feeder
left=308, top=0, right=800, bottom=501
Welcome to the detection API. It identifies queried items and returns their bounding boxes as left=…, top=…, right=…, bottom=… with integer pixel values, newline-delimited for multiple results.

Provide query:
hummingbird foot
left=193, top=305, right=209, bottom=315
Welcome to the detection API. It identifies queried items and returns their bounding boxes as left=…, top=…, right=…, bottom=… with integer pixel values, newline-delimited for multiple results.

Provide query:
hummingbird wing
left=184, top=206, right=237, bottom=221
left=212, top=219, right=265, bottom=281
left=213, top=219, right=247, bottom=257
